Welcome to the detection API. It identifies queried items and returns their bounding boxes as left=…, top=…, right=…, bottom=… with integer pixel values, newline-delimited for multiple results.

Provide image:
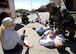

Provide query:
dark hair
left=46, top=3, right=56, bottom=8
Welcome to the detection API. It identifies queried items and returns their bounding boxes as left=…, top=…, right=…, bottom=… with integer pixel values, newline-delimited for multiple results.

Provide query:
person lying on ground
left=39, top=30, right=65, bottom=47
left=32, top=23, right=51, bottom=36
left=39, top=30, right=66, bottom=53
left=39, top=19, right=49, bottom=25
left=34, top=11, right=41, bottom=23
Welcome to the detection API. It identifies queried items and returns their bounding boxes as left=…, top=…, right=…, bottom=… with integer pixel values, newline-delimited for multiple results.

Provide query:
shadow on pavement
left=45, top=46, right=56, bottom=49
left=65, top=39, right=76, bottom=54
left=22, top=21, right=30, bottom=25
left=15, top=23, right=24, bottom=31
left=45, top=45, right=70, bottom=54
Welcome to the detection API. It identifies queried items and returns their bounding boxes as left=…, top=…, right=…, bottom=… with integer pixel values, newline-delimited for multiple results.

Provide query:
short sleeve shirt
left=3, top=29, right=20, bottom=50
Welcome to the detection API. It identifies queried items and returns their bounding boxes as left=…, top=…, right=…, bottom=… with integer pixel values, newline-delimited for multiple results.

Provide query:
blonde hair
left=0, top=17, right=13, bottom=44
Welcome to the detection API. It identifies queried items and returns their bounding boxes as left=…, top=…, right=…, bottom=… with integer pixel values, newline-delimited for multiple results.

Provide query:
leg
left=49, top=18, right=54, bottom=30
left=20, top=35, right=25, bottom=41
left=69, top=30, right=75, bottom=41
left=15, top=35, right=25, bottom=53
left=3, top=35, right=25, bottom=54
left=32, top=27, right=44, bottom=36
left=3, top=44, right=23, bottom=54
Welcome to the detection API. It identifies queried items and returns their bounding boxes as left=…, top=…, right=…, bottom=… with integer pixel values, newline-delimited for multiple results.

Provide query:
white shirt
left=39, top=35, right=55, bottom=46
left=3, top=29, right=20, bottom=50
left=34, top=15, right=40, bottom=21
left=39, top=34, right=65, bottom=47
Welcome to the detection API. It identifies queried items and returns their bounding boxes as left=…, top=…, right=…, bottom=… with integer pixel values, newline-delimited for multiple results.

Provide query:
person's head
left=48, top=30, right=55, bottom=38
left=46, top=1, right=57, bottom=13
left=43, top=22, right=47, bottom=27
left=22, top=12, right=27, bottom=17
left=2, top=17, right=15, bottom=30
left=0, top=17, right=14, bottom=43
left=36, top=11, right=38, bottom=15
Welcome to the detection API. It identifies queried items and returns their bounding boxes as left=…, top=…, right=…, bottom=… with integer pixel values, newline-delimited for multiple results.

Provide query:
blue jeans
left=3, top=35, right=25, bottom=54
left=37, top=27, right=51, bottom=36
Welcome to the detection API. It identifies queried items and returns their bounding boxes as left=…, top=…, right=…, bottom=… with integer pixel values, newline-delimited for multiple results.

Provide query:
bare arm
left=38, top=34, right=46, bottom=43
left=18, top=39, right=33, bottom=48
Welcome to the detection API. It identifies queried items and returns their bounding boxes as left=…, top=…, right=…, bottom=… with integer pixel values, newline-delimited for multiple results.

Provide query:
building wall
left=8, top=0, right=16, bottom=19
left=52, top=0, right=76, bottom=10
left=73, top=0, right=76, bottom=10
left=53, top=0, right=60, bottom=6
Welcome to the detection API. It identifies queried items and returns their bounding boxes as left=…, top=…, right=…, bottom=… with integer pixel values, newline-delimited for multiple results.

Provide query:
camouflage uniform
left=47, top=2, right=75, bottom=41
left=49, top=7, right=62, bottom=30
left=60, top=10, right=75, bottom=41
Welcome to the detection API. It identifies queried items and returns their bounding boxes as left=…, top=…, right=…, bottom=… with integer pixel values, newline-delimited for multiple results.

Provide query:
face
left=48, top=30, right=55, bottom=38
left=7, top=21, right=15, bottom=30
left=36, top=11, right=38, bottom=15
left=47, top=7, right=54, bottom=13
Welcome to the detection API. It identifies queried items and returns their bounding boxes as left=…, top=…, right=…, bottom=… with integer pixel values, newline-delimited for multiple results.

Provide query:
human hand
left=28, top=45, right=34, bottom=48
